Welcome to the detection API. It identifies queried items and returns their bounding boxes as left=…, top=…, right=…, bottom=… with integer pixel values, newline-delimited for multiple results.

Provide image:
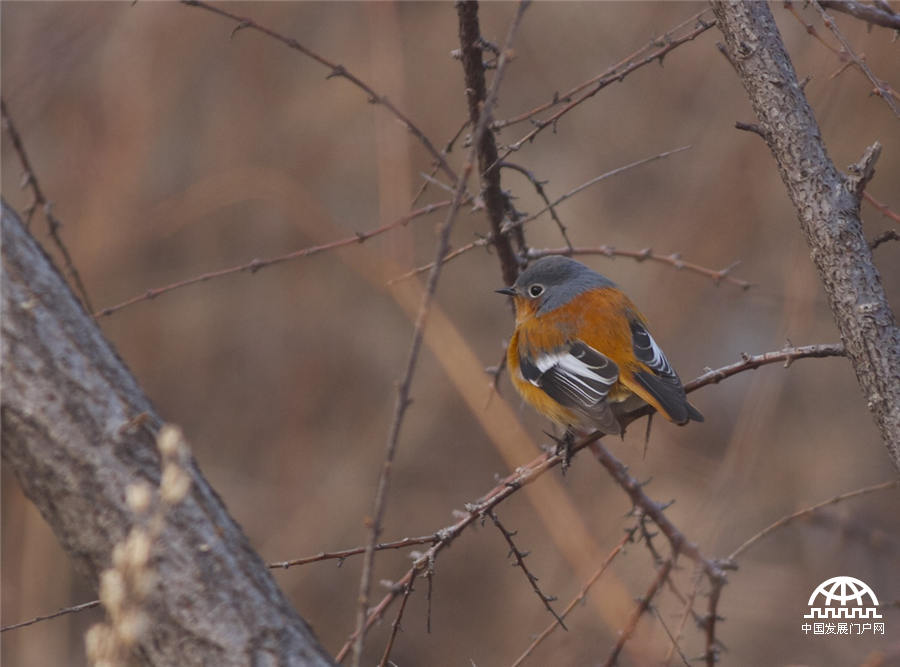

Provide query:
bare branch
left=712, top=0, right=900, bottom=470
left=94, top=200, right=453, bottom=318
left=349, top=4, right=531, bottom=664
left=491, top=8, right=716, bottom=137
left=267, top=534, right=439, bottom=569
left=457, top=0, right=523, bottom=287
left=727, top=480, right=900, bottom=561
left=601, top=559, right=675, bottom=667
left=685, top=343, right=846, bottom=393
left=389, top=145, right=693, bottom=284
left=1, top=99, right=94, bottom=313
left=811, top=1, right=900, bottom=117
left=180, top=0, right=460, bottom=185
left=818, top=0, right=900, bottom=32
left=511, top=527, right=636, bottom=667
left=526, top=246, right=752, bottom=290
left=863, top=191, right=900, bottom=224
left=488, top=511, right=567, bottom=630
left=0, top=600, right=101, bottom=634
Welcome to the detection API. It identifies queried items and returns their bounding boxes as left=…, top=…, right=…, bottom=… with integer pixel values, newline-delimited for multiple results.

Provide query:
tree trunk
left=711, top=1, right=900, bottom=471
left=1, top=200, right=335, bottom=666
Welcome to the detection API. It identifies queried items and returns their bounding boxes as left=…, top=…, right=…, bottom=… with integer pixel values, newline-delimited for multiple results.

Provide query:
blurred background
left=2, top=2, right=898, bottom=665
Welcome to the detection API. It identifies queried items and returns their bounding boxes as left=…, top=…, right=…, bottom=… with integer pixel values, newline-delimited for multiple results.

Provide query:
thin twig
left=811, top=0, right=900, bottom=117
left=727, top=479, right=900, bottom=561
left=818, top=0, right=900, bottom=31
left=588, top=441, right=727, bottom=667
left=863, top=191, right=900, bottom=224
left=652, top=605, right=692, bottom=667
left=1, top=98, right=95, bottom=313
left=685, top=343, right=846, bottom=393
left=488, top=511, right=567, bottom=630
left=411, top=118, right=470, bottom=207
left=180, top=0, right=460, bottom=185
left=335, top=422, right=569, bottom=663
left=377, top=572, right=419, bottom=667
left=388, top=145, right=693, bottom=285
left=526, top=246, right=752, bottom=290
left=602, top=559, right=676, bottom=667
left=349, top=4, right=530, bottom=664
left=500, top=161, right=573, bottom=248
left=491, top=8, right=716, bottom=131
left=94, top=200, right=453, bottom=318
left=267, top=534, right=439, bottom=569
left=0, top=600, right=101, bottom=633
left=492, top=14, right=715, bottom=165
left=663, top=566, right=703, bottom=667
left=511, top=526, right=636, bottom=667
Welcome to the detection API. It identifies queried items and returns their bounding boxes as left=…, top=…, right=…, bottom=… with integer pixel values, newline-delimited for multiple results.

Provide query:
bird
left=497, top=255, right=702, bottom=450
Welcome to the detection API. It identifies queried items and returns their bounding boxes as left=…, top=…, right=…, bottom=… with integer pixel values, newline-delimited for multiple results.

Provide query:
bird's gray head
left=496, top=256, right=616, bottom=315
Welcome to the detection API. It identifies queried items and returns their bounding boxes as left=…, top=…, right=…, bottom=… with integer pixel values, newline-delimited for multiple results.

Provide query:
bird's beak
left=495, top=286, right=516, bottom=296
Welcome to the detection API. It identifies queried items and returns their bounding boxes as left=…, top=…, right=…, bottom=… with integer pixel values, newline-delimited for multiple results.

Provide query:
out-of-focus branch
left=526, top=246, right=752, bottom=290
left=492, top=8, right=716, bottom=132
left=818, top=0, right=900, bottom=31
left=0, top=202, right=334, bottom=666
left=94, top=200, right=453, bottom=318
left=493, top=10, right=716, bottom=162
left=712, top=0, right=900, bottom=471
left=180, top=0, right=459, bottom=186
left=728, top=479, right=899, bottom=561
left=811, top=0, right=900, bottom=117
left=1, top=99, right=94, bottom=313
left=388, top=146, right=694, bottom=285
left=349, top=4, right=531, bottom=664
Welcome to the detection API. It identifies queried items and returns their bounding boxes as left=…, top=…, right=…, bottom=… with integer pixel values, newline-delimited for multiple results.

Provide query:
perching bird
left=497, top=255, right=702, bottom=442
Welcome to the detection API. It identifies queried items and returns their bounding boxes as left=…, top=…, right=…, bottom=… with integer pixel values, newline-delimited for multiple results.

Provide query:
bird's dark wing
left=629, top=319, right=703, bottom=424
left=520, top=341, right=622, bottom=433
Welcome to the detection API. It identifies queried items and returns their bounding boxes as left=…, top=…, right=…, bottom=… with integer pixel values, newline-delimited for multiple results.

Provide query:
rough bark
left=710, top=1, right=900, bottom=471
left=1, top=200, right=334, bottom=666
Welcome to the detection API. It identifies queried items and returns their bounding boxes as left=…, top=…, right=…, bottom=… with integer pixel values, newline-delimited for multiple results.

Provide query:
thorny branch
left=389, top=146, right=697, bottom=284
left=819, top=0, right=900, bottom=30
left=4, top=342, right=858, bottom=660
left=811, top=0, right=900, bottom=118
left=1, top=99, right=94, bottom=313
left=93, top=200, right=455, bottom=318
left=350, top=3, right=530, bottom=664
left=525, top=246, right=752, bottom=289
left=457, top=0, right=523, bottom=288
left=510, top=527, right=637, bottom=667
left=488, top=511, right=567, bottom=630
left=180, top=0, right=460, bottom=186
left=602, top=559, right=676, bottom=667
left=491, top=8, right=716, bottom=132
left=493, top=12, right=716, bottom=164
left=727, top=479, right=900, bottom=561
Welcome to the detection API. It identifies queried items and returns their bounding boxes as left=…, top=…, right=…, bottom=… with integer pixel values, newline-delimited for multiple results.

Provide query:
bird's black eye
left=528, top=284, right=544, bottom=298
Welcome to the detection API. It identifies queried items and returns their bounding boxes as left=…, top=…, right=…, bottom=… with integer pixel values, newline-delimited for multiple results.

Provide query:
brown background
left=2, top=2, right=898, bottom=665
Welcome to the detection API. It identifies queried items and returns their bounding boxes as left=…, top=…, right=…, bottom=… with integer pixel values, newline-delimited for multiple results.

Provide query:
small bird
left=497, top=255, right=702, bottom=444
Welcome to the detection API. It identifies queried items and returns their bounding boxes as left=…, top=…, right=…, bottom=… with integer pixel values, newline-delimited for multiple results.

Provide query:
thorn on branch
left=847, top=141, right=882, bottom=198
left=326, top=64, right=347, bottom=80
left=734, top=121, right=769, bottom=141
left=870, top=229, right=899, bottom=250
left=230, top=21, right=250, bottom=39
